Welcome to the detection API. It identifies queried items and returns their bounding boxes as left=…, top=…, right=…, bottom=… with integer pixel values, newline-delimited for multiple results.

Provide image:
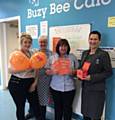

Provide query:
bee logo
left=96, top=58, right=100, bottom=64
left=29, top=0, right=39, bottom=7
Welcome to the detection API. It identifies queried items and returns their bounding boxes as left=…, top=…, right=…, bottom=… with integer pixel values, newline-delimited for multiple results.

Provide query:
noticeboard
left=49, top=24, right=91, bottom=59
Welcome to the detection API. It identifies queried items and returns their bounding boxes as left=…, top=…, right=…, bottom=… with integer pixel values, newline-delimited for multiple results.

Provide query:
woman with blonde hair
left=8, top=33, right=42, bottom=120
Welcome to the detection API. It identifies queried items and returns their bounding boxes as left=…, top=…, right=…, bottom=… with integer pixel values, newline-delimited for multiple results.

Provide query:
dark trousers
left=83, top=116, right=101, bottom=120
left=29, top=105, right=46, bottom=120
left=40, top=105, right=46, bottom=120
left=8, top=75, right=42, bottom=120
left=50, top=88, right=75, bottom=120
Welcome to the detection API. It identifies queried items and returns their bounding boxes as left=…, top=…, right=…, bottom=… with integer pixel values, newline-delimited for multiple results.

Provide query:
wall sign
left=108, top=16, right=115, bottom=27
left=27, top=0, right=112, bottom=19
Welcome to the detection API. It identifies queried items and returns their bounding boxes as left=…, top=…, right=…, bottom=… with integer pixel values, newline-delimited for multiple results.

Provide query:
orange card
left=77, top=69, right=85, bottom=80
left=51, top=60, right=60, bottom=73
left=82, top=61, right=91, bottom=72
left=58, top=58, right=71, bottom=75
left=52, top=58, right=71, bottom=75
left=77, top=61, right=91, bottom=80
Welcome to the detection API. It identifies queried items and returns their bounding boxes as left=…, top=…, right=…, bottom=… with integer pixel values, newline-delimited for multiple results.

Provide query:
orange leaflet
left=77, top=61, right=91, bottom=80
left=77, top=69, right=85, bottom=80
left=82, top=61, right=91, bottom=72
left=51, top=60, right=60, bottom=73
left=51, top=58, right=71, bottom=75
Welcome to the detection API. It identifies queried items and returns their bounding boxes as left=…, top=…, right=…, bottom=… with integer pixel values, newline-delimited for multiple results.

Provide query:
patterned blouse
left=37, top=49, right=52, bottom=105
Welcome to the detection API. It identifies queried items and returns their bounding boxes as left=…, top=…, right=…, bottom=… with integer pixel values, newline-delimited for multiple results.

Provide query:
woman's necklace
left=21, top=49, right=31, bottom=58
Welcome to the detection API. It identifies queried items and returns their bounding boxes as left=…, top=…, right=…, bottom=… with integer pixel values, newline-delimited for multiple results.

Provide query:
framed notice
left=40, top=21, right=48, bottom=36
left=102, top=47, right=115, bottom=68
left=26, top=25, right=38, bottom=39
left=49, top=24, right=91, bottom=59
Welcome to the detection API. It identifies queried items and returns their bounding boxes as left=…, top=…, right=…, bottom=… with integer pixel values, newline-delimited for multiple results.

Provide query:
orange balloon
left=9, top=51, right=30, bottom=71
left=30, top=51, right=47, bottom=69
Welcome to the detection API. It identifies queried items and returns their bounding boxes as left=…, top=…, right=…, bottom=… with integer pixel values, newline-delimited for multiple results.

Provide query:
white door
left=0, top=16, right=21, bottom=89
left=0, top=23, right=6, bottom=89
left=6, top=21, right=19, bottom=83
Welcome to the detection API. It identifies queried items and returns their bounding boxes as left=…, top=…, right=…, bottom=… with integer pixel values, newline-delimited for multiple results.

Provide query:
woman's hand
left=70, top=70, right=76, bottom=75
left=46, top=69, right=58, bottom=75
left=29, top=80, right=37, bottom=92
left=84, top=75, right=91, bottom=81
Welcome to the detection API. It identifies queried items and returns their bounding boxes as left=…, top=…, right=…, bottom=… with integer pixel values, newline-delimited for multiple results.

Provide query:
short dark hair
left=56, top=39, right=70, bottom=56
left=89, top=31, right=101, bottom=40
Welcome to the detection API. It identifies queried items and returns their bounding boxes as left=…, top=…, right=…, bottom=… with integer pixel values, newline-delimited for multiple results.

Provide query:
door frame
left=0, top=16, right=21, bottom=89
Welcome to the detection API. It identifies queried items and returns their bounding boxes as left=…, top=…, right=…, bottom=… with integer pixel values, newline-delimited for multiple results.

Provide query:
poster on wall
left=101, top=47, right=115, bottom=68
left=108, top=16, right=115, bottom=27
left=26, top=25, right=38, bottom=39
left=52, top=37, right=60, bottom=52
left=40, top=21, right=48, bottom=36
left=49, top=24, right=91, bottom=59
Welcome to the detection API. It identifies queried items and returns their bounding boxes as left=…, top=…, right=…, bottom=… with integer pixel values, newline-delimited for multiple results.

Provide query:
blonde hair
left=38, top=35, right=47, bottom=42
left=20, top=32, right=32, bottom=44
